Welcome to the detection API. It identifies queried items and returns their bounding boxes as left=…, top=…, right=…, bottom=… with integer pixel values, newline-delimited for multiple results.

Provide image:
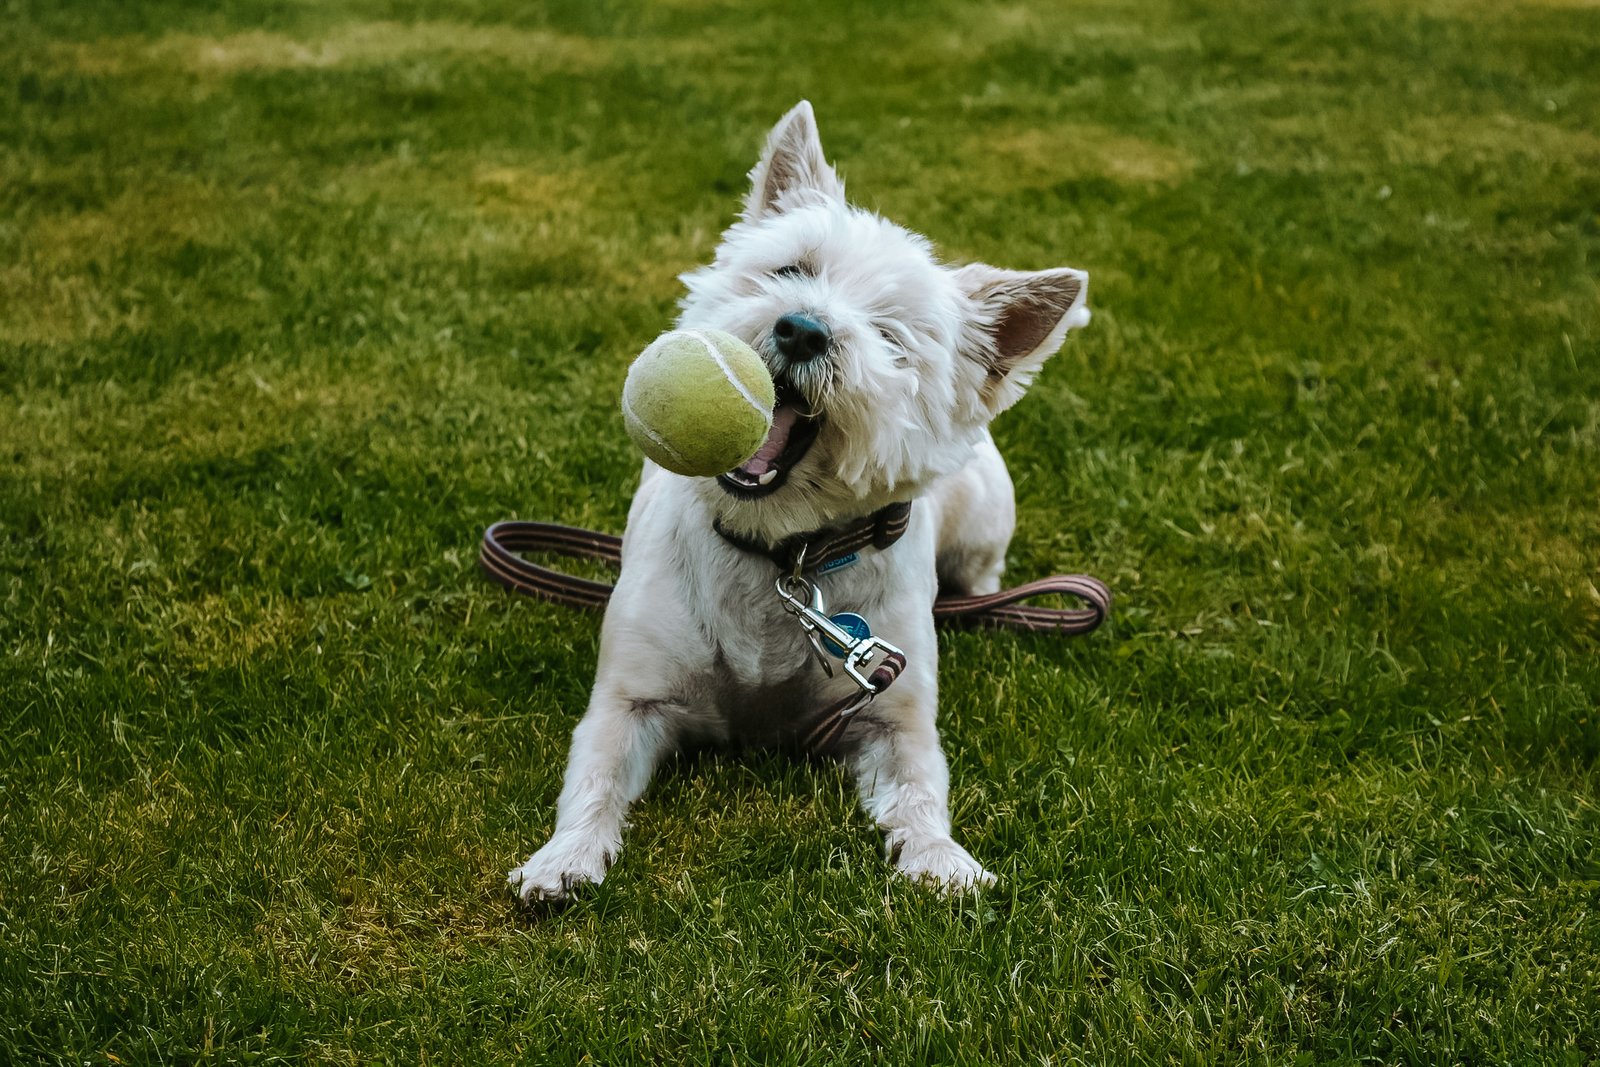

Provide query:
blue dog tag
left=816, top=552, right=860, bottom=575
left=821, top=612, right=872, bottom=657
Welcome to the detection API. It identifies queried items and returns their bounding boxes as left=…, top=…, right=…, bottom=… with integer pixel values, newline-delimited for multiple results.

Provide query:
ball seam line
left=684, top=330, right=773, bottom=425
left=620, top=387, right=691, bottom=470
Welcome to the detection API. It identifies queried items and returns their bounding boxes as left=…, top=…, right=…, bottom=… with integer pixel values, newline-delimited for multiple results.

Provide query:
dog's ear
left=955, top=264, right=1090, bottom=414
left=744, top=101, right=845, bottom=221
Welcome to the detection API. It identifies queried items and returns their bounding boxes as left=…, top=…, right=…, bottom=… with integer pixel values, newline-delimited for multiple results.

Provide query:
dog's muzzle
left=718, top=380, right=821, bottom=498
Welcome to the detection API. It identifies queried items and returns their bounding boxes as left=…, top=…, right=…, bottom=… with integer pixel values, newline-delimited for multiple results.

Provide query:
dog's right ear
left=956, top=264, right=1091, bottom=415
left=744, top=101, right=845, bottom=221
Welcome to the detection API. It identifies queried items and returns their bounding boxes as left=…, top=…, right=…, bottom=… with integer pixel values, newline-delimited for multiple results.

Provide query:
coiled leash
left=479, top=502, right=1110, bottom=755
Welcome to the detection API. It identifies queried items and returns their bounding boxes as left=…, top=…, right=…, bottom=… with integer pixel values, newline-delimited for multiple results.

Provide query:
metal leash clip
left=774, top=549, right=904, bottom=695
left=775, top=570, right=836, bottom=677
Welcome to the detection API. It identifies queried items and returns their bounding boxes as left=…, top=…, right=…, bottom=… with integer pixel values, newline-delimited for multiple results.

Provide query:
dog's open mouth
left=718, top=383, right=821, bottom=498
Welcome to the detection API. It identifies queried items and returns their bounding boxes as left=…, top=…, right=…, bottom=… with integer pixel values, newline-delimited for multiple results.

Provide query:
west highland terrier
left=509, top=101, right=1090, bottom=901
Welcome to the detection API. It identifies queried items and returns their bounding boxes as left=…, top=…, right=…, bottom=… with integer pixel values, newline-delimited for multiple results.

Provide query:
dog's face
left=678, top=102, right=1090, bottom=540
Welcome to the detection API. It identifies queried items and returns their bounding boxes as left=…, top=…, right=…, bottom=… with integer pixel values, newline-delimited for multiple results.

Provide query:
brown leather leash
left=479, top=510, right=1110, bottom=754
left=480, top=518, right=1111, bottom=633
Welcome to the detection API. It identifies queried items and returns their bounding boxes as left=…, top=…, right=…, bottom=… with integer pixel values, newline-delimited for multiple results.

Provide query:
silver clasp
left=775, top=572, right=836, bottom=677
left=773, top=573, right=904, bottom=694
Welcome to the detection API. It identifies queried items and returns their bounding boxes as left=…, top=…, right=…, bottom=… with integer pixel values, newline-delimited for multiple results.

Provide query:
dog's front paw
left=889, top=834, right=997, bottom=894
left=507, top=835, right=614, bottom=904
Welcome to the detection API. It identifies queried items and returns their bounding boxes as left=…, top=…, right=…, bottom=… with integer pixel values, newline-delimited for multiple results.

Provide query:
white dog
left=509, top=101, right=1090, bottom=901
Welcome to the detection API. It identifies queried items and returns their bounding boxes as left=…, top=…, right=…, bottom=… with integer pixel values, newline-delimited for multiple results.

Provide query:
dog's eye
left=772, top=263, right=810, bottom=279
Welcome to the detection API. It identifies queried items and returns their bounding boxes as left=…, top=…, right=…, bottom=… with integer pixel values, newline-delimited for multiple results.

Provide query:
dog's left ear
left=744, top=101, right=846, bottom=221
left=955, top=264, right=1091, bottom=414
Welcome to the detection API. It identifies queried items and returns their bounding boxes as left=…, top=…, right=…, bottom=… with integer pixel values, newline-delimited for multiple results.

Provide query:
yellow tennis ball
left=621, top=329, right=776, bottom=477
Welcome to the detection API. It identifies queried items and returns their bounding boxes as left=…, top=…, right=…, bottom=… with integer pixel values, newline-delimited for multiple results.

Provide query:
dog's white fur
left=509, top=102, right=1090, bottom=901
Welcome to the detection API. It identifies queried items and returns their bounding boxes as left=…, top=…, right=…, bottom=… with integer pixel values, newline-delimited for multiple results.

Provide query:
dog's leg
left=849, top=678, right=996, bottom=893
left=507, top=692, right=678, bottom=903
left=932, top=431, right=1016, bottom=597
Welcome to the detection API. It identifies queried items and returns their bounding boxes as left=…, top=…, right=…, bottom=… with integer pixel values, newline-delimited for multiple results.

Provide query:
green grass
left=3, top=0, right=1598, bottom=1062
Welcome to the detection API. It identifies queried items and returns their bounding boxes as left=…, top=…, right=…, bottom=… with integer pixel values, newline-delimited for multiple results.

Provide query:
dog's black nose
left=773, top=314, right=832, bottom=362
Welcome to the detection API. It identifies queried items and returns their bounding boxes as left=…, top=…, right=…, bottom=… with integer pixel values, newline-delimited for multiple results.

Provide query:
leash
left=479, top=514, right=1110, bottom=754
left=480, top=518, right=1111, bottom=634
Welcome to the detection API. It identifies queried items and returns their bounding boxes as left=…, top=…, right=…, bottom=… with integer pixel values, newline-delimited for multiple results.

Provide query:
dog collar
left=712, top=500, right=913, bottom=574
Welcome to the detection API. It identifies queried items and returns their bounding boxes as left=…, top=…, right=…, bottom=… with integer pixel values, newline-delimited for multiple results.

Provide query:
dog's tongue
left=737, top=404, right=798, bottom=477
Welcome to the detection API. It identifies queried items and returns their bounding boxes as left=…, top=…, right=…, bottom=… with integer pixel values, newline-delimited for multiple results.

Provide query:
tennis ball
left=621, top=329, right=776, bottom=477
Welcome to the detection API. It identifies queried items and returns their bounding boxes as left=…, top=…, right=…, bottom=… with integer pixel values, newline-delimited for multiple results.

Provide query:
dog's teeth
left=758, top=469, right=778, bottom=486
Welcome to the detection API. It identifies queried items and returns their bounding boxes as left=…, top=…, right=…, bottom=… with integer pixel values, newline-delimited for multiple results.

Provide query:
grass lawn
left=3, top=0, right=1599, bottom=1062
